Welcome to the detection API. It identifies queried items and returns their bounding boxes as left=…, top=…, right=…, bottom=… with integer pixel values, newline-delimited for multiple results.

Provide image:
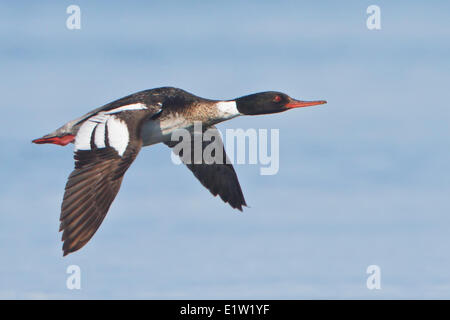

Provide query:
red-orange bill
left=285, top=99, right=327, bottom=109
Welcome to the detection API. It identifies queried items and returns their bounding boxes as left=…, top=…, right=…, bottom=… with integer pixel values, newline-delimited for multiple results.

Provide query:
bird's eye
left=273, top=95, right=282, bottom=103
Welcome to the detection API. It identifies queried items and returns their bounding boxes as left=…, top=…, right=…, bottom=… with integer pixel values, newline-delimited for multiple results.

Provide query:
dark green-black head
left=235, top=91, right=327, bottom=116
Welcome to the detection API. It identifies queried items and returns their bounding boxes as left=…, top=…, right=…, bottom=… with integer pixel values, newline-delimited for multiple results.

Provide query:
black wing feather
left=166, top=126, right=247, bottom=211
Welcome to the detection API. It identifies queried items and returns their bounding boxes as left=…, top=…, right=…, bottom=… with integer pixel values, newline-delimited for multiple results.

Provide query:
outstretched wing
left=166, top=126, right=247, bottom=211
left=59, top=109, right=149, bottom=256
left=60, top=146, right=140, bottom=256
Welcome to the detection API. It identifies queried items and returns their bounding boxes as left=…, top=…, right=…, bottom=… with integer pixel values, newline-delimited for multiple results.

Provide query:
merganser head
left=235, top=91, right=327, bottom=115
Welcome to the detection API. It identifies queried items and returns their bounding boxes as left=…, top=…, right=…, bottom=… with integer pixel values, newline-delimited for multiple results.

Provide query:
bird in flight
left=33, top=87, right=326, bottom=256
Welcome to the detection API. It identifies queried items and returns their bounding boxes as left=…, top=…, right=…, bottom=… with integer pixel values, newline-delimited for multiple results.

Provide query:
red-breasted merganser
left=32, top=87, right=326, bottom=256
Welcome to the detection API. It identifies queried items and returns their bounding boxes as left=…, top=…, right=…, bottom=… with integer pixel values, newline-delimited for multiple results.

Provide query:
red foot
left=32, top=134, right=75, bottom=146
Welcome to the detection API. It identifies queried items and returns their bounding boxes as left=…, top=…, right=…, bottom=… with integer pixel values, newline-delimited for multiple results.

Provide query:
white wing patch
left=74, top=120, right=97, bottom=151
left=104, top=103, right=147, bottom=115
left=94, top=122, right=106, bottom=149
left=74, top=112, right=130, bottom=157
left=106, top=117, right=129, bottom=156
